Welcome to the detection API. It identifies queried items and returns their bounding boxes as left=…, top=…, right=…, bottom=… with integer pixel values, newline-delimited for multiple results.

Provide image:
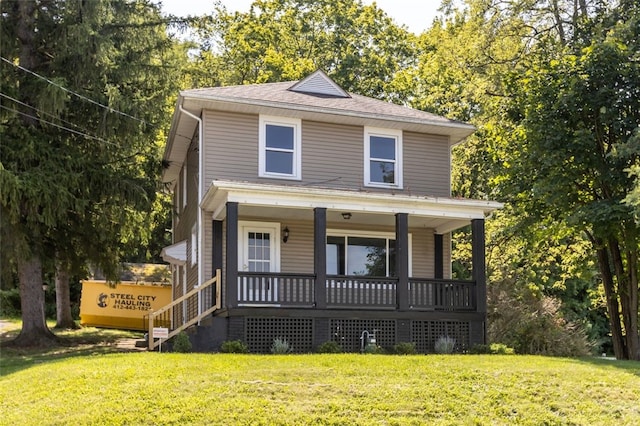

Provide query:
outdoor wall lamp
left=282, top=226, right=290, bottom=243
left=341, top=212, right=352, bottom=220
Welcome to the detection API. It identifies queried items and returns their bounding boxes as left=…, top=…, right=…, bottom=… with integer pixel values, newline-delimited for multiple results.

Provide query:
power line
left=0, top=104, right=116, bottom=145
left=0, top=92, right=104, bottom=141
left=0, top=55, right=151, bottom=127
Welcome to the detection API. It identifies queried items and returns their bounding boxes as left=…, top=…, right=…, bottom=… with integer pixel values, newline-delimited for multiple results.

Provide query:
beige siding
left=301, top=121, right=363, bottom=189
left=203, top=110, right=258, bottom=185
left=404, top=131, right=451, bottom=197
left=201, top=111, right=453, bottom=196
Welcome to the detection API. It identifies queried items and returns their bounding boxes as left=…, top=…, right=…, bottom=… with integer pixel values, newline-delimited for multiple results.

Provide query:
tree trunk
left=13, top=255, right=58, bottom=347
left=610, top=237, right=639, bottom=361
left=595, top=244, right=627, bottom=359
left=55, top=262, right=77, bottom=329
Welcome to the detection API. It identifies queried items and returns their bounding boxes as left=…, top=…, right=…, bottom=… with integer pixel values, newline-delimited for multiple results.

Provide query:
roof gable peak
left=288, top=69, right=350, bottom=98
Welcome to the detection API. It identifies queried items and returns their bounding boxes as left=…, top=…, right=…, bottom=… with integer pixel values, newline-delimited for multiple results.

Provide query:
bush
left=362, top=343, right=385, bottom=354
left=469, top=343, right=515, bottom=355
left=434, top=336, right=456, bottom=354
left=0, top=289, right=21, bottom=317
left=220, top=340, right=249, bottom=353
left=271, top=338, right=292, bottom=354
left=393, top=342, right=417, bottom=355
left=171, top=331, right=192, bottom=353
left=317, top=341, right=343, bottom=353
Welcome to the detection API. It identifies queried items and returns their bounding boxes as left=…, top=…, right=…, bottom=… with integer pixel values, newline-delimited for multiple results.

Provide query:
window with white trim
left=190, top=224, right=197, bottom=266
left=364, top=127, right=402, bottom=188
left=259, top=115, right=302, bottom=180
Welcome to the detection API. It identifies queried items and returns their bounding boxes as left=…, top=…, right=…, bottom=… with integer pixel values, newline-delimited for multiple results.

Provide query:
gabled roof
left=288, top=69, right=350, bottom=98
left=163, top=71, right=475, bottom=185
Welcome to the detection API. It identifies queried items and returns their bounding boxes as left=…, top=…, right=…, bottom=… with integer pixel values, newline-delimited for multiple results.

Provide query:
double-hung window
left=259, top=115, right=302, bottom=180
left=364, top=127, right=402, bottom=188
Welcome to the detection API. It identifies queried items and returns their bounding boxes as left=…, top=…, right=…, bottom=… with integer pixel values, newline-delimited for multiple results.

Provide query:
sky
left=158, top=0, right=442, bottom=34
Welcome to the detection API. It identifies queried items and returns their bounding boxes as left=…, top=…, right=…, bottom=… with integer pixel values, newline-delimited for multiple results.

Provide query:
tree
left=504, top=1, right=640, bottom=359
left=0, top=0, right=184, bottom=345
left=191, top=0, right=416, bottom=101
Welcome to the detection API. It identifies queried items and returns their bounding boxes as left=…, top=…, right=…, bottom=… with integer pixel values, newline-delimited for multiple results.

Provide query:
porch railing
left=237, top=272, right=315, bottom=307
left=326, top=276, right=397, bottom=308
left=409, top=278, right=476, bottom=311
left=233, top=272, right=476, bottom=311
left=147, top=269, right=221, bottom=350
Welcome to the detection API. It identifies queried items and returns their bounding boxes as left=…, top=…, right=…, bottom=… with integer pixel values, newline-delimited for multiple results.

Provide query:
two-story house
left=158, top=70, right=502, bottom=353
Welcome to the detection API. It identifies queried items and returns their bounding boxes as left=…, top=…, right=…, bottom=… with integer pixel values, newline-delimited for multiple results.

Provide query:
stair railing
left=147, top=269, right=221, bottom=350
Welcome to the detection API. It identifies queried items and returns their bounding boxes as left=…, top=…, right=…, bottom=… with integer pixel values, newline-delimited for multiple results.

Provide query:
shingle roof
left=182, top=80, right=458, bottom=126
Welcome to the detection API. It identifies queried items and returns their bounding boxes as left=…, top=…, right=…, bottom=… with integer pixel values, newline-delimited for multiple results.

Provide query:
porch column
left=212, top=220, right=223, bottom=308
left=396, top=213, right=409, bottom=311
left=314, top=207, right=327, bottom=309
left=434, top=233, right=444, bottom=279
left=225, top=202, right=238, bottom=308
left=472, top=218, right=487, bottom=342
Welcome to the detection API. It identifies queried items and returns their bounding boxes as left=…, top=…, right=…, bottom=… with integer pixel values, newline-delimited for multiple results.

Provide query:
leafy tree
left=191, top=0, right=416, bottom=101
left=0, top=0, right=184, bottom=345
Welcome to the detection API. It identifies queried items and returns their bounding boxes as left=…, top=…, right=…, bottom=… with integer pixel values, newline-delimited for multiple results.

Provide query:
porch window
left=364, top=127, right=402, bottom=188
left=259, top=115, right=302, bottom=180
left=327, top=235, right=397, bottom=277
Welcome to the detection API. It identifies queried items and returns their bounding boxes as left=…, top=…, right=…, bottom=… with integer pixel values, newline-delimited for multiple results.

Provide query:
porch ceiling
left=202, top=180, right=502, bottom=234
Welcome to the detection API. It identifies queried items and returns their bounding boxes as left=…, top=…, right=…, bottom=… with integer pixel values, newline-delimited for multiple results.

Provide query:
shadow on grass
left=576, top=356, right=640, bottom=376
left=0, top=320, right=144, bottom=377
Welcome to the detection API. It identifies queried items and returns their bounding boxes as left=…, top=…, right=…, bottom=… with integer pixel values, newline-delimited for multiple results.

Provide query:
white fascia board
left=203, top=180, right=502, bottom=221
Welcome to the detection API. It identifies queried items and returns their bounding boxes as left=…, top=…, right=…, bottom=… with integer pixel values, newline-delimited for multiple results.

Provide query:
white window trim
left=364, top=126, right=403, bottom=189
left=259, top=115, right=302, bottom=180
left=327, top=228, right=412, bottom=276
left=237, top=221, right=282, bottom=272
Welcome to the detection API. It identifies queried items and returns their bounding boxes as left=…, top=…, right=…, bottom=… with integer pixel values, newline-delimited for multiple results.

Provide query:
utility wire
left=0, top=55, right=151, bottom=127
left=0, top=92, right=106, bottom=142
left=0, top=104, right=116, bottom=145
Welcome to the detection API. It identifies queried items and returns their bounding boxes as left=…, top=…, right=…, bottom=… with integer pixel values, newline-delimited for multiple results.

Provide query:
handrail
left=148, top=269, right=221, bottom=350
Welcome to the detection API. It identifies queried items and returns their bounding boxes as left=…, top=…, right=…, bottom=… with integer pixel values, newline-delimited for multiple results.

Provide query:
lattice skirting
left=240, top=317, right=472, bottom=353
left=245, top=318, right=314, bottom=353
left=411, top=320, right=470, bottom=353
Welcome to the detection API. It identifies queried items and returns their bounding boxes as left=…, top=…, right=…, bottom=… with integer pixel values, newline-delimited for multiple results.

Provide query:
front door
left=239, top=222, right=281, bottom=303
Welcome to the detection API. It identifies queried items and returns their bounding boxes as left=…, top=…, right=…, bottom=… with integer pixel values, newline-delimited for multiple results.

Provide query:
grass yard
left=1, top=323, right=639, bottom=425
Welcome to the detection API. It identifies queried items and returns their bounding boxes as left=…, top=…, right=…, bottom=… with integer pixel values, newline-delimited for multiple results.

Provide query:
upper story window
left=259, top=115, right=302, bottom=180
left=364, top=127, right=403, bottom=188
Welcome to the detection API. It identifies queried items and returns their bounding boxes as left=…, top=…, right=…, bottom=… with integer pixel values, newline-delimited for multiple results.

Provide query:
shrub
left=271, top=338, right=292, bottom=354
left=362, top=343, right=385, bottom=354
left=172, top=331, right=192, bottom=353
left=434, top=336, right=456, bottom=354
left=220, top=340, right=249, bottom=353
left=0, top=289, right=21, bottom=317
left=317, top=341, right=343, bottom=353
left=469, top=343, right=515, bottom=355
left=393, top=342, right=417, bottom=355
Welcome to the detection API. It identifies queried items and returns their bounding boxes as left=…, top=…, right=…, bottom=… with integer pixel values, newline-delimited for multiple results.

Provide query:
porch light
left=282, top=226, right=290, bottom=243
left=341, top=212, right=352, bottom=220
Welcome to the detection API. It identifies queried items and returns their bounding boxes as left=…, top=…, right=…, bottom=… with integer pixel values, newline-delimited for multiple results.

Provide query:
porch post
left=212, top=220, right=223, bottom=308
left=471, top=218, right=487, bottom=342
left=396, top=213, right=409, bottom=311
left=225, top=202, right=238, bottom=308
left=314, top=207, right=327, bottom=309
left=434, top=233, right=444, bottom=279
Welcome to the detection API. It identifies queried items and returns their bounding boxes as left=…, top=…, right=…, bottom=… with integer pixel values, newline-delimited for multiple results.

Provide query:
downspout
left=179, top=103, right=205, bottom=319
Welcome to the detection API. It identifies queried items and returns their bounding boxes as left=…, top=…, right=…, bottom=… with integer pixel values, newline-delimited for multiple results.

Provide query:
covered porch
left=204, top=180, right=500, bottom=315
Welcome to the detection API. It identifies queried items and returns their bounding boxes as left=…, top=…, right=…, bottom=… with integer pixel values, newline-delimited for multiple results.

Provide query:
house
left=158, top=70, right=502, bottom=353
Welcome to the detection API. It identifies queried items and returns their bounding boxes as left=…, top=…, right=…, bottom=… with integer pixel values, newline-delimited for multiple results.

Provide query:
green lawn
left=1, top=324, right=639, bottom=425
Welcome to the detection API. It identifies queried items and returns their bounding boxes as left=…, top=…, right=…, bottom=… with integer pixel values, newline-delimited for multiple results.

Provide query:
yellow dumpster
left=80, top=281, right=172, bottom=331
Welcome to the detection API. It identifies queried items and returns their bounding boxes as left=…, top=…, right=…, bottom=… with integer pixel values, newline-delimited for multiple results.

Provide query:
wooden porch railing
left=326, top=276, right=397, bottom=308
left=409, top=278, right=476, bottom=311
left=237, top=272, right=315, bottom=306
left=232, top=272, right=476, bottom=312
left=147, top=269, right=221, bottom=350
